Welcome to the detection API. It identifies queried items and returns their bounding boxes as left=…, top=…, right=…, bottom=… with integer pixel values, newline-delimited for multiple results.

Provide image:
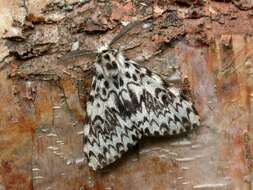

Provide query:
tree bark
left=0, top=0, right=253, bottom=189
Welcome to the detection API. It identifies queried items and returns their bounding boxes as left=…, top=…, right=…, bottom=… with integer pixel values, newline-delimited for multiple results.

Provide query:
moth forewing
left=83, top=48, right=200, bottom=170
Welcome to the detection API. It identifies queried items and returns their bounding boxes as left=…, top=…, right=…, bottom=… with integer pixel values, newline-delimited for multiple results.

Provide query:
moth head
left=96, top=48, right=124, bottom=77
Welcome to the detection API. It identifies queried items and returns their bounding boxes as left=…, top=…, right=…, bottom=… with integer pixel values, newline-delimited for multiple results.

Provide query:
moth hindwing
left=83, top=48, right=200, bottom=170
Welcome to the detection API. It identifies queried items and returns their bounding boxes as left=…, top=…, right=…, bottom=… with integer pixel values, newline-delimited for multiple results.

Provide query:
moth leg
left=133, top=142, right=140, bottom=160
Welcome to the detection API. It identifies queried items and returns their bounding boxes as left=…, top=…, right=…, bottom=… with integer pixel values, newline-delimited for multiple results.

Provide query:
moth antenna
left=60, top=49, right=97, bottom=61
left=108, top=15, right=152, bottom=48
left=108, top=21, right=143, bottom=48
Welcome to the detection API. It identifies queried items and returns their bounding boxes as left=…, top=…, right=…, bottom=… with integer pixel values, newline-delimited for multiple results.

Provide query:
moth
left=68, top=22, right=200, bottom=170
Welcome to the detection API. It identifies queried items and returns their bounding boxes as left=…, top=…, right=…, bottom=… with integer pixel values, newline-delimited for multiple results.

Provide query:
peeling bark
left=0, top=0, right=253, bottom=189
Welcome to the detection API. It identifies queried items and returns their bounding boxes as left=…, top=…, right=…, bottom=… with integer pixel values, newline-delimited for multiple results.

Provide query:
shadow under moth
left=66, top=21, right=200, bottom=170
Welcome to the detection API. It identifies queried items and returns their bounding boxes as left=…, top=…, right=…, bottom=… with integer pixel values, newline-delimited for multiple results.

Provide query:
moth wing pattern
left=84, top=49, right=200, bottom=170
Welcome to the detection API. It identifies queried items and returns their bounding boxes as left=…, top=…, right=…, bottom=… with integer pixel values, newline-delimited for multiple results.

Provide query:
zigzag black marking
left=84, top=49, right=200, bottom=170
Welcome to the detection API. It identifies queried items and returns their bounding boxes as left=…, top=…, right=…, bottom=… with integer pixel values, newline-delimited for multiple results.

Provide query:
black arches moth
left=83, top=46, right=200, bottom=170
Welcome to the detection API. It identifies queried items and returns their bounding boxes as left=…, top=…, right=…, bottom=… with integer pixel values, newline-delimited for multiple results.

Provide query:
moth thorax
left=97, top=51, right=119, bottom=77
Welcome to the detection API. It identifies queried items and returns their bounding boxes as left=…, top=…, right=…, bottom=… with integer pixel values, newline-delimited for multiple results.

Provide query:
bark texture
left=0, top=0, right=253, bottom=189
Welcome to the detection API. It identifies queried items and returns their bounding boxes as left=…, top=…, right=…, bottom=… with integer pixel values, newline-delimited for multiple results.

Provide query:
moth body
left=84, top=49, right=200, bottom=170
